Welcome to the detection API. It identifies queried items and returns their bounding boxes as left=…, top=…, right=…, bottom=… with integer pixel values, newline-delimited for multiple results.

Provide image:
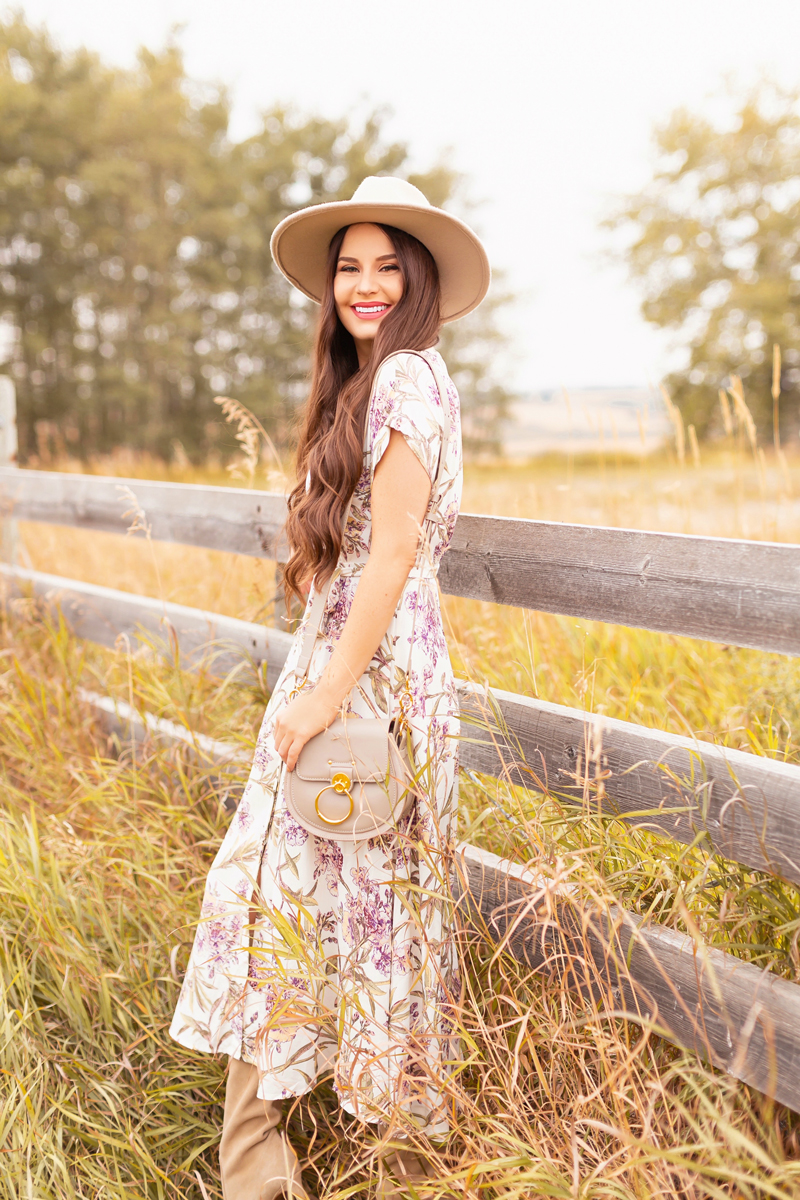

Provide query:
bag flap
left=294, top=716, right=394, bottom=784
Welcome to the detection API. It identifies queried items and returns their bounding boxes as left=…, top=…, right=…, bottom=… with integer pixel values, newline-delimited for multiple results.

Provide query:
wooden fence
left=2, top=431, right=800, bottom=1111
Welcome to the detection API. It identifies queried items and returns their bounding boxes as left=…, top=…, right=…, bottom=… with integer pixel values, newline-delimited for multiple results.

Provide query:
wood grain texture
left=2, top=467, right=800, bottom=653
left=459, top=683, right=800, bottom=887
left=0, top=564, right=293, bottom=690
left=442, top=514, right=800, bottom=655
left=0, top=467, right=289, bottom=558
left=454, top=843, right=800, bottom=1112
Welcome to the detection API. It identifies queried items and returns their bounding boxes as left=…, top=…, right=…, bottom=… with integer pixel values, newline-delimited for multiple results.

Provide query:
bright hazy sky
left=12, top=0, right=800, bottom=393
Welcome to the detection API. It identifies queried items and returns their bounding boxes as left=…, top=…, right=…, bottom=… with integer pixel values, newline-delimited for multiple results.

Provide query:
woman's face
left=333, top=223, right=404, bottom=363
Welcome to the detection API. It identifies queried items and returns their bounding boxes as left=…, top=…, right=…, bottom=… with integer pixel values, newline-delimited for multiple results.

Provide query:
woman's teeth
left=354, top=304, right=388, bottom=314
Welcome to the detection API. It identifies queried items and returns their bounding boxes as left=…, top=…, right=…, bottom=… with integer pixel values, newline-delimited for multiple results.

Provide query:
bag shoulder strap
left=295, top=348, right=453, bottom=677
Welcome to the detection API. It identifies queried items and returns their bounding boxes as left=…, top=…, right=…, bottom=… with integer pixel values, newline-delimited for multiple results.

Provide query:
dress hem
left=169, top=1025, right=448, bottom=1132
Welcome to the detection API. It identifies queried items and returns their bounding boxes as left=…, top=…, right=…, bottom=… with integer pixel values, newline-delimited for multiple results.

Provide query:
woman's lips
left=351, top=303, right=390, bottom=321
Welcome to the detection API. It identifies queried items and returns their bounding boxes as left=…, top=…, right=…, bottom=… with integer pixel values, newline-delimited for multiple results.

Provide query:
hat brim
left=270, top=200, right=490, bottom=323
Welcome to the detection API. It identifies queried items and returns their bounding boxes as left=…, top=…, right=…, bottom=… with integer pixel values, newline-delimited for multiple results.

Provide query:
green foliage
left=608, top=81, right=800, bottom=437
left=0, top=16, right=513, bottom=462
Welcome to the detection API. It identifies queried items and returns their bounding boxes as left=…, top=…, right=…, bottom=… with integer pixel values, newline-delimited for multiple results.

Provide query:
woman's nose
left=356, top=271, right=379, bottom=295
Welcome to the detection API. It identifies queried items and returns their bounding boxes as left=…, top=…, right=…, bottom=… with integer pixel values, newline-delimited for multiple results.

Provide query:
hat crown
left=349, top=175, right=432, bottom=209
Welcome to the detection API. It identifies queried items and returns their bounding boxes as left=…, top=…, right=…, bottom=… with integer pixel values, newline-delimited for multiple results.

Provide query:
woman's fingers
left=278, top=735, right=304, bottom=771
left=278, top=736, right=295, bottom=766
left=274, top=693, right=336, bottom=768
left=273, top=721, right=290, bottom=762
left=285, top=737, right=304, bottom=772
left=274, top=722, right=307, bottom=770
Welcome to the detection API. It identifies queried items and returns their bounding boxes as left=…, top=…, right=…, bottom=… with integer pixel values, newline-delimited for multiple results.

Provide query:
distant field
left=503, top=385, right=669, bottom=457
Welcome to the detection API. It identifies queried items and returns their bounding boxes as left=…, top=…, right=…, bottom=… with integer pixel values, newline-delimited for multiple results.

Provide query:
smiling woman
left=169, top=176, right=490, bottom=1199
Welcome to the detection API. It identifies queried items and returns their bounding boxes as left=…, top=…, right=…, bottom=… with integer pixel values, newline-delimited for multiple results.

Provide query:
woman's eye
left=338, top=265, right=357, bottom=273
left=380, top=263, right=399, bottom=272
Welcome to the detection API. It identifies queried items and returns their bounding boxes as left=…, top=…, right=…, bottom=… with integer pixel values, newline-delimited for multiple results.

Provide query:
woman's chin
left=359, top=318, right=391, bottom=341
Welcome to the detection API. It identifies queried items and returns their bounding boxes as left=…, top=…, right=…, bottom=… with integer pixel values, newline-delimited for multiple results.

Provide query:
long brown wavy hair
left=283, top=223, right=442, bottom=602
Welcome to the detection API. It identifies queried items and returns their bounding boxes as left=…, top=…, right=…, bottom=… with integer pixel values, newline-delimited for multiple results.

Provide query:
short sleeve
left=367, top=352, right=446, bottom=483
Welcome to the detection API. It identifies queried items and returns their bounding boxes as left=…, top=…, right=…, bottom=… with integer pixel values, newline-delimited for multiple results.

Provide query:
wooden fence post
left=0, top=376, right=18, bottom=564
left=272, top=560, right=289, bottom=629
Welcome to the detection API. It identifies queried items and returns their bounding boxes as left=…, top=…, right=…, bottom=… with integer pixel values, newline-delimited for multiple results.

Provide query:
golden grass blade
left=718, top=389, right=733, bottom=437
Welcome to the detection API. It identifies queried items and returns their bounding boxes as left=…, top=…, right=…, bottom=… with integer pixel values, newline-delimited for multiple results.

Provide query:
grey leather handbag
left=283, top=350, right=452, bottom=844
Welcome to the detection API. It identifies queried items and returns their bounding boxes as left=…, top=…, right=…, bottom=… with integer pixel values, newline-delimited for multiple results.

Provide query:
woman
left=170, top=176, right=490, bottom=1198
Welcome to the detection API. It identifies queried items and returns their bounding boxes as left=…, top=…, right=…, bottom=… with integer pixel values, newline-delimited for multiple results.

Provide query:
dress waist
left=335, top=556, right=440, bottom=581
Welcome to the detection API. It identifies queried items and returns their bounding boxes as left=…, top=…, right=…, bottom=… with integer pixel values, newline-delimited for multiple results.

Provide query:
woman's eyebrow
left=337, top=254, right=398, bottom=264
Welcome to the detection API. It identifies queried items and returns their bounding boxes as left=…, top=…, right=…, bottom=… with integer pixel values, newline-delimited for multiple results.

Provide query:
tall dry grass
left=2, top=601, right=800, bottom=1197
left=2, top=387, right=800, bottom=1195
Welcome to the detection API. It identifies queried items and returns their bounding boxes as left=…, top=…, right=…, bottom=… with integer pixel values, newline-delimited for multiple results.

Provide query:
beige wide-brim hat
left=270, top=175, right=490, bottom=323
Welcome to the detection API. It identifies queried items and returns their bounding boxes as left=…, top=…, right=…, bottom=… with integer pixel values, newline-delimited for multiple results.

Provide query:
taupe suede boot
left=219, top=1057, right=308, bottom=1200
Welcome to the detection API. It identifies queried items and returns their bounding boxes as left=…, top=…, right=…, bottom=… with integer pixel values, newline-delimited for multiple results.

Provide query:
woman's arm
left=273, top=428, right=432, bottom=771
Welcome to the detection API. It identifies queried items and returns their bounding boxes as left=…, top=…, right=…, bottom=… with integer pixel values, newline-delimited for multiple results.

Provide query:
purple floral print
left=170, top=350, right=462, bottom=1135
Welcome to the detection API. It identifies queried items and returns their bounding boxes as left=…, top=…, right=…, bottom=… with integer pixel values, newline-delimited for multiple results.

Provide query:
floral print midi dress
left=170, top=349, right=462, bottom=1134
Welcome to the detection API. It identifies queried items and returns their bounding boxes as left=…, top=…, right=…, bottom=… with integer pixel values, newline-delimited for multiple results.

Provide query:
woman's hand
left=273, top=689, right=340, bottom=772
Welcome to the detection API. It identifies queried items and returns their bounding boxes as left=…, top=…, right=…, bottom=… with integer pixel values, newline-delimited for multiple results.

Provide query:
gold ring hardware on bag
left=398, top=689, right=414, bottom=729
left=314, top=772, right=354, bottom=825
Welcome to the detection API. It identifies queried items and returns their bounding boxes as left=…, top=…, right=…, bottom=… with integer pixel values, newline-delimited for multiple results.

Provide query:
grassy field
left=2, top=440, right=800, bottom=1197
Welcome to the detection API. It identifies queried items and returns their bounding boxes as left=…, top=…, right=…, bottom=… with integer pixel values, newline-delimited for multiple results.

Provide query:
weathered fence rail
left=3, top=465, right=800, bottom=654
left=2, top=454, right=800, bottom=1111
left=1, top=564, right=294, bottom=689
left=0, top=467, right=289, bottom=558
left=462, top=683, right=800, bottom=885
